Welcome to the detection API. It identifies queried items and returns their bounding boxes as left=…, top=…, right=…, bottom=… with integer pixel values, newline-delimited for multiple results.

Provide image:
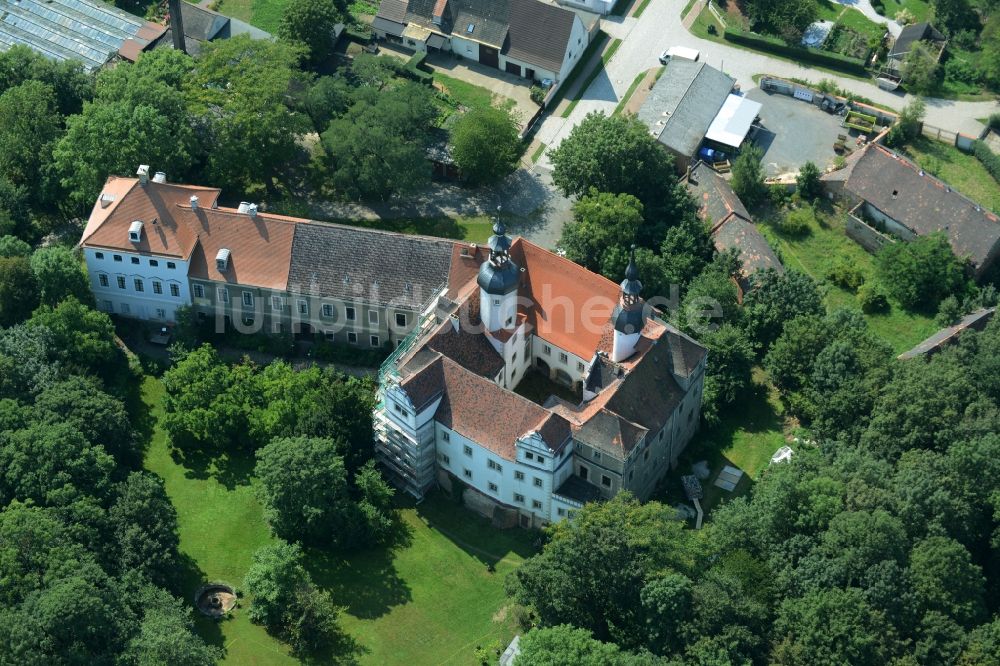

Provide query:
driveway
left=830, top=0, right=902, bottom=37
left=745, top=87, right=851, bottom=176
left=425, top=52, right=539, bottom=127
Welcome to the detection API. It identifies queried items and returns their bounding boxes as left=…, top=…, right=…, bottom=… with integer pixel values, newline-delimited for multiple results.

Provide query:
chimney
left=247, top=203, right=258, bottom=218
left=237, top=202, right=251, bottom=214
left=152, top=171, right=167, bottom=184
left=137, top=164, right=149, bottom=185
left=190, top=195, right=199, bottom=210
left=168, top=0, right=186, bottom=53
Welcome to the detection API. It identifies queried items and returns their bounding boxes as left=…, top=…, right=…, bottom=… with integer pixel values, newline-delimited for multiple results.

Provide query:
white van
left=659, top=46, right=701, bottom=64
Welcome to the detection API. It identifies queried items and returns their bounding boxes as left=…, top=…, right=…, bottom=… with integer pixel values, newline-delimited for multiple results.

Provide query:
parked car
left=659, top=46, right=700, bottom=65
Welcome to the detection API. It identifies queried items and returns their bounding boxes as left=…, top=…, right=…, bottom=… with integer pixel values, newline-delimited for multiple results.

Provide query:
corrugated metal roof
left=0, top=0, right=150, bottom=70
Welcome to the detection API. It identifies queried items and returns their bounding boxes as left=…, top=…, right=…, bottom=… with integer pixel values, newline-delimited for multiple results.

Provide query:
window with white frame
left=442, top=431, right=450, bottom=442
left=169, top=283, right=180, bottom=297
left=463, top=469, right=472, bottom=479
left=488, top=482, right=498, bottom=492
left=149, top=259, right=158, bottom=267
left=532, top=500, right=543, bottom=509
left=514, top=471, right=524, bottom=481
left=488, top=460, right=502, bottom=472
left=370, top=335, right=380, bottom=347
left=133, top=278, right=144, bottom=292
left=346, top=307, right=356, bottom=320
left=538, top=455, right=545, bottom=463
left=166, top=262, right=176, bottom=269
left=120, top=303, right=130, bottom=314
left=152, top=281, right=162, bottom=295
left=463, top=445, right=472, bottom=456
left=325, top=331, right=335, bottom=341
left=557, top=507, right=566, bottom=516
left=440, top=453, right=450, bottom=464
left=543, top=344, right=551, bottom=355
left=368, top=310, right=379, bottom=325
left=131, top=257, right=140, bottom=265
left=155, top=308, right=166, bottom=319
left=193, top=284, right=205, bottom=298
left=273, top=322, right=283, bottom=334
left=578, top=361, right=586, bottom=372
left=117, top=276, right=126, bottom=290
left=98, top=274, right=109, bottom=288
left=242, top=291, right=254, bottom=308
left=348, top=332, right=358, bottom=343
left=395, top=312, right=406, bottom=327
left=95, top=252, right=104, bottom=260
left=298, top=299, right=308, bottom=315
left=514, top=493, right=525, bottom=503
left=602, top=475, right=612, bottom=487
left=322, top=303, right=333, bottom=318
left=533, top=477, right=543, bottom=487
left=218, top=287, right=229, bottom=303
left=271, top=296, right=283, bottom=311
left=113, top=255, right=122, bottom=262
left=102, top=300, right=113, bottom=312
left=559, top=352, right=568, bottom=363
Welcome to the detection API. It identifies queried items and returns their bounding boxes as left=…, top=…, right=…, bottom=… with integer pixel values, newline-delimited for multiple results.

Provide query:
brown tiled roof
left=403, top=356, right=571, bottom=460
left=505, top=0, right=575, bottom=74
left=425, top=319, right=504, bottom=378
left=605, top=337, right=690, bottom=437
left=574, top=409, right=648, bottom=457
left=841, top=144, right=1000, bottom=271
left=184, top=206, right=296, bottom=290
left=80, top=177, right=220, bottom=259
left=513, top=238, right=621, bottom=361
left=711, top=216, right=783, bottom=280
left=685, top=161, right=750, bottom=226
left=376, top=0, right=409, bottom=21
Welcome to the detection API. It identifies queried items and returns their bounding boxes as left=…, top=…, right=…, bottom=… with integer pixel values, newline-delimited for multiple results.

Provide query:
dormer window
left=466, top=23, right=474, bottom=34
left=216, top=248, right=231, bottom=272
left=128, top=220, right=143, bottom=243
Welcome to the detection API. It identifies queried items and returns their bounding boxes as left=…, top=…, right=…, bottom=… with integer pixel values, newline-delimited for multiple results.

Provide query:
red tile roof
left=403, top=355, right=572, bottom=460
left=80, top=177, right=220, bottom=259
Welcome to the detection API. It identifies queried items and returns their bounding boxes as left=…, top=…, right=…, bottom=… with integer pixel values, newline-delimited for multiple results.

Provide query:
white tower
left=611, top=247, right=645, bottom=362
left=477, top=212, right=519, bottom=333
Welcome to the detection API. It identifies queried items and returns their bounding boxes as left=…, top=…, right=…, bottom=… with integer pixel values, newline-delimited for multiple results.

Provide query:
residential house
left=635, top=59, right=752, bottom=172
left=821, top=144, right=1000, bottom=280
left=0, top=0, right=166, bottom=71
left=885, top=22, right=946, bottom=80
left=684, top=161, right=783, bottom=292
left=372, top=0, right=591, bottom=84
left=79, top=166, right=464, bottom=348
left=375, top=222, right=707, bottom=527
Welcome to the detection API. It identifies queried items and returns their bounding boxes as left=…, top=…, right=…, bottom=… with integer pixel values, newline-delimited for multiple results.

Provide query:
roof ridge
left=514, top=236, right=623, bottom=294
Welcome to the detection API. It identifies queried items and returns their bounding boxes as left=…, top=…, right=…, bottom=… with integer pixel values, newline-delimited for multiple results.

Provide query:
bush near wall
left=724, top=27, right=869, bottom=76
left=972, top=140, right=1000, bottom=185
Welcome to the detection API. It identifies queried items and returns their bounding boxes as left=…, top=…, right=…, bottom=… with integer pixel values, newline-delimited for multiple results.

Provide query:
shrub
left=935, top=295, right=963, bottom=326
left=825, top=258, right=865, bottom=292
left=988, top=113, right=1000, bottom=131
left=796, top=161, right=823, bottom=200
left=875, top=232, right=968, bottom=311
left=779, top=206, right=814, bottom=237
left=857, top=281, right=890, bottom=313
left=407, top=51, right=428, bottom=71
left=530, top=85, right=546, bottom=106
left=723, top=27, right=868, bottom=76
left=972, top=140, right=1000, bottom=184
left=894, top=8, right=915, bottom=25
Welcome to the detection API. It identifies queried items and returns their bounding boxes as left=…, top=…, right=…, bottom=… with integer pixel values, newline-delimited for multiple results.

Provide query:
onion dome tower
left=478, top=208, right=520, bottom=332
left=611, top=246, right=646, bottom=362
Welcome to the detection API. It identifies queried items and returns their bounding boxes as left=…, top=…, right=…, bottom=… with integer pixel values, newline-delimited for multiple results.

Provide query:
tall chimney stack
left=168, top=0, right=186, bottom=53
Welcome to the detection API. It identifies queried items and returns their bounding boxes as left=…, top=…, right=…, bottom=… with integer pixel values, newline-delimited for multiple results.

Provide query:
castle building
left=375, top=222, right=707, bottom=528
left=79, top=169, right=707, bottom=526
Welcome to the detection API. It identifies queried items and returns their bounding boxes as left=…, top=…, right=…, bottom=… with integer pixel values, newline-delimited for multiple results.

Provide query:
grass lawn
left=141, top=377, right=535, bottom=665
left=756, top=202, right=937, bottom=353
left=214, top=0, right=286, bottom=33
left=432, top=72, right=497, bottom=111
left=662, top=368, right=788, bottom=518
left=530, top=142, right=547, bottom=164
left=876, top=0, right=930, bottom=22
left=613, top=70, right=650, bottom=116
left=633, top=0, right=653, bottom=17
left=681, top=0, right=699, bottom=18
left=901, top=136, right=1000, bottom=214
left=331, top=215, right=495, bottom=244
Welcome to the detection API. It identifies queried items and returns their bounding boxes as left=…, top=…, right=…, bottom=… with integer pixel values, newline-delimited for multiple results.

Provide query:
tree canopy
left=450, top=106, right=521, bottom=185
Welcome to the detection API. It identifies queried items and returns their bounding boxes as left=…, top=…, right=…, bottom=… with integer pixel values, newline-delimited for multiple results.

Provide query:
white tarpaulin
left=705, top=94, right=763, bottom=149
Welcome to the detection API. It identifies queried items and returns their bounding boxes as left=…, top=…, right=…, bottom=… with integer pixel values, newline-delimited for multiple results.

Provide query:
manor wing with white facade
left=375, top=222, right=707, bottom=528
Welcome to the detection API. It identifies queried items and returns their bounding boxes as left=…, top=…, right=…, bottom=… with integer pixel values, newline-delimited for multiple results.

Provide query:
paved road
left=532, top=0, right=997, bottom=171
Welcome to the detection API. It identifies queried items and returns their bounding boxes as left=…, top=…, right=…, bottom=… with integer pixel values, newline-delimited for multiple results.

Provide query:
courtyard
left=744, top=86, right=853, bottom=177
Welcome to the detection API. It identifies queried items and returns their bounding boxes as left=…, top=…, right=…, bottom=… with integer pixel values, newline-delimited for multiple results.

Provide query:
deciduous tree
left=450, top=106, right=521, bottom=185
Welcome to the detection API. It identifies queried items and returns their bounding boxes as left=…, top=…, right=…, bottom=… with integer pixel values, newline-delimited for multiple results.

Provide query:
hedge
left=972, top=140, right=1000, bottom=184
left=724, top=27, right=869, bottom=76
